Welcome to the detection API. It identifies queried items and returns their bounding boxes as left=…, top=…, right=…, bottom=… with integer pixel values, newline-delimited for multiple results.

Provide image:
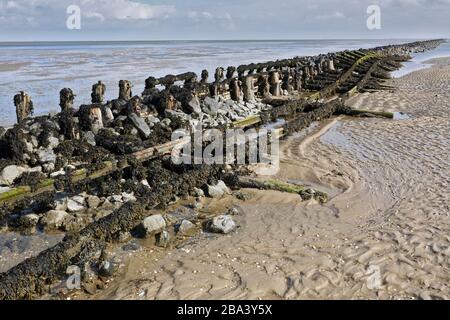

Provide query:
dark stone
left=91, top=81, right=106, bottom=103
left=118, top=80, right=132, bottom=101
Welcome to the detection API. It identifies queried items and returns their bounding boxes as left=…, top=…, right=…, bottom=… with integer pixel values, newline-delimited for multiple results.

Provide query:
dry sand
left=84, top=58, right=450, bottom=300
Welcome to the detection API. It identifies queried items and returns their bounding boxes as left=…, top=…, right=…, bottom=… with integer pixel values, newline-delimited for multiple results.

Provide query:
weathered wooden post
left=226, top=66, right=236, bottom=80
left=214, top=67, right=224, bottom=83
left=281, top=69, right=293, bottom=93
left=119, top=80, right=133, bottom=101
left=328, top=59, right=335, bottom=71
left=59, top=88, right=75, bottom=111
left=201, top=69, right=209, bottom=83
left=91, top=81, right=106, bottom=103
left=13, top=91, right=33, bottom=124
left=302, top=66, right=310, bottom=83
left=293, top=69, right=303, bottom=91
left=79, top=104, right=104, bottom=133
left=229, top=78, right=241, bottom=102
left=269, top=71, right=281, bottom=96
left=59, top=88, right=78, bottom=139
left=160, top=91, right=178, bottom=111
left=243, top=75, right=256, bottom=102
left=257, top=74, right=270, bottom=98
left=209, top=67, right=224, bottom=97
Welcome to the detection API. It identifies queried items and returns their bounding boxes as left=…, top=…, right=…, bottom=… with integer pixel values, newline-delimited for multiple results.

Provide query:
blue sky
left=0, top=0, right=449, bottom=41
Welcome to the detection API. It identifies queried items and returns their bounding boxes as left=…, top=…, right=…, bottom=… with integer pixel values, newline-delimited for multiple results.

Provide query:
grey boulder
left=0, top=165, right=27, bottom=186
left=129, top=113, right=151, bottom=138
left=206, top=215, right=236, bottom=234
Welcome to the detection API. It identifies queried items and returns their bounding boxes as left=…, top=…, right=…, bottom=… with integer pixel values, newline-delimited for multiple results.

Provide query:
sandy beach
left=80, top=57, right=450, bottom=300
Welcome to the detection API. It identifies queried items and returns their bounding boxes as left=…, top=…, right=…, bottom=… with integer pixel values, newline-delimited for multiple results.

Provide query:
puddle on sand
left=0, top=231, right=63, bottom=273
left=393, top=112, right=411, bottom=120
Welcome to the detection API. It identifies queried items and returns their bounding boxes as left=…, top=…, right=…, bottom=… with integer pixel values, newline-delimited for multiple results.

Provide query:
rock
left=166, top=206, right=198, bottom=224
left=40, top=210, right=69, bottom=230
left=29, top=166, right=43, bottom=173
left=165, top=110, right=189, bottom=125
left=141, top=179, right=150, bottom=187
left=116, top=231, right=131, bottom=243
left=186, top=96, right=202, bottom=114
left=54, top=193, right=69, bottom=211
left=98, top=260, right=117, bottom=278
left=19, top=213, right=40, bottom=228
left=86, top=195, right=101, bottom=209
left=193, top=187, right=204, bottom=197
left=146, top=115, right=160, bottom=128
left=50, top=169, right=65, bottom=178
left=129, top=113, right=151, bottom=138
left=0, top=165, right=27, bottom=186
left=42, top=162, right=55, bottom=173
left=202, top=96, right=220, bottom=116
left=83, top=131, right=96, bottom=146
left=192, top=199, right=203, bottom=210
left=99, top=198, right=114, bottom=211
left=108, top=195, right=123, bottom=203
left=122, top=240, right=141, bottom=251
left=140, top=214, right=166, bottom=236
left=206, top=180, right=231, bottom=198
left=121, top=192, right=137, bottom=203
left=227, top=207, right=240, bottom=215
left=25, top=142, right=33, bottom=153
left=47, top=136, right=60, bottom=149
left=160, top=118, right=171, bottom=128
left=206, top=215, right=236, bottom=234
left=156, top=230, right=170, bottom=248
left=176, top=220, right=196, bottom=235
left=233, top=191, right=250, bottom=201
left=67, top=196, right=86, bottom=212
left=37, top=148, right=56, bottom=164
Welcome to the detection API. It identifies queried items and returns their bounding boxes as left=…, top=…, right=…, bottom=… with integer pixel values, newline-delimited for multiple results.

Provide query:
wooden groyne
left=0, top=39, right=443, bottom=300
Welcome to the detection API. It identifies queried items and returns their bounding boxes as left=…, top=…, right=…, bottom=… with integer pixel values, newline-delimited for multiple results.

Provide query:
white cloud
left=80, top=0, right=175, bottom=21
left=188, top=11, right=213, bottom=19
left=316, top=11, right=346, bottom=20
left=378, top=0, right=450, bottom=7
left=187, top=10, right=235, bottom=30
left=0, top=0, right=175, bottom=24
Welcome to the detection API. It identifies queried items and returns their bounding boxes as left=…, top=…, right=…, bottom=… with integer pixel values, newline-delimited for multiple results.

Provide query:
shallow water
left=0, top=231, right=63, bottom=273
left=393, top=112, right=411, bottom=120
left=391, top=41, right=450, bottom=78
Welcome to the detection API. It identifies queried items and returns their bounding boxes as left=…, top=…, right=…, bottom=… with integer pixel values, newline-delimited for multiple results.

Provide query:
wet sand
left=0, top=62, right=31, bottom=73
left=82, top=58, right=450, bottom=300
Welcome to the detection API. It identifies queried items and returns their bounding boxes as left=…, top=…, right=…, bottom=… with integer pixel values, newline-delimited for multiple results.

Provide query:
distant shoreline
left=0, top=38, right=432, bottom=47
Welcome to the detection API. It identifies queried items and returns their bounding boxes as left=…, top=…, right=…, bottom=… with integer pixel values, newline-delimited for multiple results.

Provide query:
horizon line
left=0, top=37, right=446, bottom=44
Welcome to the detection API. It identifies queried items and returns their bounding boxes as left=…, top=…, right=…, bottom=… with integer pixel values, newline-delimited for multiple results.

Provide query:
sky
left=0, top=0, right=449, bottom=41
